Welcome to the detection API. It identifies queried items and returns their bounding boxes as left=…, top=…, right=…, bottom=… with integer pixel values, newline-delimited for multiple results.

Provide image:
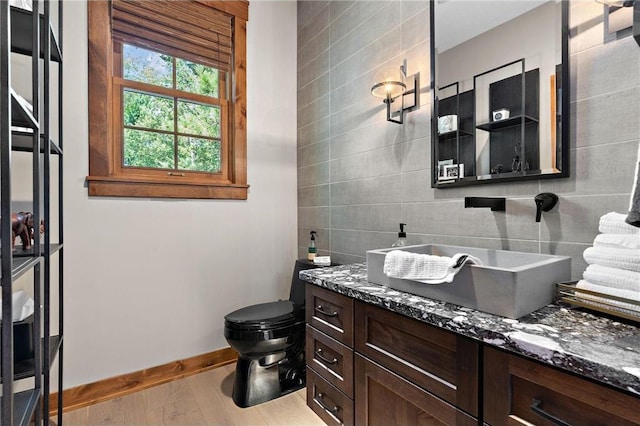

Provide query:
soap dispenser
left=392, top=223, right=408, bottom=247
left=308, top=231, right=318, bottom=261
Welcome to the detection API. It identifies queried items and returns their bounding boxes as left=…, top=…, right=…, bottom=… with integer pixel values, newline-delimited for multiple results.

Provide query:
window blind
left=111, top=0, right=233, bottom=71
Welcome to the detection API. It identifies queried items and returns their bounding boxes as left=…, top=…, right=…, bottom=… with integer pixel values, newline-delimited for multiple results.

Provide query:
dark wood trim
left=231, top=16, right=247, bottom=186
left=49, top=347, right=237, bottom=417
left=197, top=1, right=249, bottom=21
left=87, top=1, right=112, bottom=177
left=87, top=178, right=249, bottom=200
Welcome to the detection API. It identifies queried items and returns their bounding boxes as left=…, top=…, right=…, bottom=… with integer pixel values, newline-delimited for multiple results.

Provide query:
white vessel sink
left=366, top=244, right=571, bottom=319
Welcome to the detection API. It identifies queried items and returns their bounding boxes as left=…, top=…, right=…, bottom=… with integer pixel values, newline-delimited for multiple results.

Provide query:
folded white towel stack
left=383, top=250, right=482, bottom=284
left=584, top=264, right=640, bottom=292
left=593, top=233, right=640, bottom=251
left=583, top=246, right=640, bottom=272
left=577, top=212, right=640, bottom=316
left=599, top=212, right=640, bottom=235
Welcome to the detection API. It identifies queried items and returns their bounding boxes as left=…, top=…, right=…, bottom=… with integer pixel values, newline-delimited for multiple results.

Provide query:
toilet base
left=232, top=353, right=306, bottom=408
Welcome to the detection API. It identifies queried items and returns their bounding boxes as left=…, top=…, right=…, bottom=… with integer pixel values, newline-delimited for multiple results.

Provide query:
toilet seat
left=225, top=300, right=302, bottom=331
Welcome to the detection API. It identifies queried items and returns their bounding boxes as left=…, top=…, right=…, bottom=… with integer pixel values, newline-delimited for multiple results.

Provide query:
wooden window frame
left=87, top=1, right=249, bottom=199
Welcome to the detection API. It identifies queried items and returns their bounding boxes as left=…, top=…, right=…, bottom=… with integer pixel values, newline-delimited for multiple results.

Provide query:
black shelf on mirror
left=437, top=175, right=477, bottom=185
left=0, top=389, right=40, bottom=426
left=11, top=128, right=63, bottom=155
left=476, top=169, right=543, bottom=180
left=10, top=6, right=62, bottom=62
left=476, top=115, right=538, bottom=132
left=437, top=129, right=474, bottom=140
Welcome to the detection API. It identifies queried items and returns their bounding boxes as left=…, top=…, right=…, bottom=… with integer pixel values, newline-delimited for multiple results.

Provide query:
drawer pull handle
left=315, top=348, right=338, bottom=365
left=316, top=393, right=340, bottom=415
left=315, top=305, right=338, bottom=318
left=531, top=399, right=572, bottom=426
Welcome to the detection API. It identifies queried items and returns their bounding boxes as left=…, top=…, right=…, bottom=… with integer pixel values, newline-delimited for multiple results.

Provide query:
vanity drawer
left=306, top=325, right=354, bottom=398
left=307, top=367, right=354, bottom=426
left=306, top=285, right=354, bottom=346
left=354, top=301, right=479, bottom=417
left=355, top=354, right=476, bottom=426
left=484, top=346, right=640, bottom=426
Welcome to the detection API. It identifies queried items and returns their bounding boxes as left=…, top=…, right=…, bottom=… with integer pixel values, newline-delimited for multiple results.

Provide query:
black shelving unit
left=1, top=1, right=63, bottom=425
left=474, top=60, right=540, bottom=175
left=434, top=82, right=475, bottom=181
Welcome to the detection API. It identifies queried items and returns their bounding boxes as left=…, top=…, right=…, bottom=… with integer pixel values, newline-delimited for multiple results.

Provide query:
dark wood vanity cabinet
left=355, top=354, right=476, bottom=426
left=484, top=346, right=640, bottom=426
left=305, top=285, right=479, bottom=426
left=306, top=285, right=640, bottom=426
left=355, top=302, right=479, bottom=418
left=306, top=286, right=355, bottom=426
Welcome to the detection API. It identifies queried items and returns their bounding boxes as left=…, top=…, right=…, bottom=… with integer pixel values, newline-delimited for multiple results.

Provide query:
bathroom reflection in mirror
left=430, top=0, right=569, bottom=187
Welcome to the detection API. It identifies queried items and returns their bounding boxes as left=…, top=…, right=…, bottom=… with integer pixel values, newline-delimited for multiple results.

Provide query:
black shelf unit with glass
left=474, top=59, right=540, bottom=176
left=434, top=82, right=475, bottom=181
left=1, top=1, right=63, bottom=425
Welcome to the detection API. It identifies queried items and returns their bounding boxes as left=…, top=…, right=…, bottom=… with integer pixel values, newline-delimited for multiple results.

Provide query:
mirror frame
left=430, top=0, right=570, bottom=188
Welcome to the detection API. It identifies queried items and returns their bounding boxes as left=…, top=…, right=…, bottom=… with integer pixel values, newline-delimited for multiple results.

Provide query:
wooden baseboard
left=49, top=347, right=237, bottom=416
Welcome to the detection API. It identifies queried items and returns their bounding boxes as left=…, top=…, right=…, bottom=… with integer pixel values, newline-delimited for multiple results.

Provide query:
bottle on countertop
left=391, top=223, right=407, bottom=247
left=308, top=230, right=318, bottom=261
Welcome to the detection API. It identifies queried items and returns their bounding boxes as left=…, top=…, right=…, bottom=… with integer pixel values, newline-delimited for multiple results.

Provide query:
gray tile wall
left=297, top=0, right=640, bottom=279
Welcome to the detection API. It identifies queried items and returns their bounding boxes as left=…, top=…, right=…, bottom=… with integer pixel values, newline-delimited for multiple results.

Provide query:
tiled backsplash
left=297, top=1, right=639, bottom=279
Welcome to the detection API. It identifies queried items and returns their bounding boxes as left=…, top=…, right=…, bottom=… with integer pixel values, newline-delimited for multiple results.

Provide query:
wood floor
left=62, top=363, right=326, bottom=426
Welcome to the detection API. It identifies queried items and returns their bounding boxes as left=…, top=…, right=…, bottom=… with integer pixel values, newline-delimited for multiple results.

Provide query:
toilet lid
left=225, top=300, right=299, bottom=330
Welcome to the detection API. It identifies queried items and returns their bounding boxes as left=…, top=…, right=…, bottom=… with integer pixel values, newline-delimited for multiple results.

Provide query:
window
left=87, top=0, right=249, bottom=199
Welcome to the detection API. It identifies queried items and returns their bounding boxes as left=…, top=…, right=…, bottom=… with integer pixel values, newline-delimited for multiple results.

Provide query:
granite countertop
left=300, top=263, right=640, bottom=396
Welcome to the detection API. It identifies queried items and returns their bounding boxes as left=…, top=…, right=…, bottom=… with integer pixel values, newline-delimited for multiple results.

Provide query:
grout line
left=574, top=138, right=639, bottom=150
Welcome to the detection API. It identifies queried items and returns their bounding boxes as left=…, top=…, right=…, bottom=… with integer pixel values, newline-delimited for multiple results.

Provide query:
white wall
left=60, top=0, right=298, bottom=388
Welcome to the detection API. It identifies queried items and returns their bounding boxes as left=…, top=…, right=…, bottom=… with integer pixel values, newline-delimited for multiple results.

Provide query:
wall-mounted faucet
left=464, top=197, right=506, bottom=212
left=534, top=193, right=558, bottom=222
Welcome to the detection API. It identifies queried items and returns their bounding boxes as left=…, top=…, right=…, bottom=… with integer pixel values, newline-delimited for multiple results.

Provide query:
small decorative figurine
left=6, top=212, right=44, bottom=250
left=12, top=212, right=34, bottom=250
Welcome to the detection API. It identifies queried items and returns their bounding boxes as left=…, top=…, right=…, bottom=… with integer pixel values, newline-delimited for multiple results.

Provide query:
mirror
left=430, top=0, right=569, bottom=187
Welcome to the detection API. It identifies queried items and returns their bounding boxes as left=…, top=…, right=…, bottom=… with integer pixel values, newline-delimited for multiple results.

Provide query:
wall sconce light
left=370, top=63, right=418, bottom=124
left=597, top=0, right=640, bottom=46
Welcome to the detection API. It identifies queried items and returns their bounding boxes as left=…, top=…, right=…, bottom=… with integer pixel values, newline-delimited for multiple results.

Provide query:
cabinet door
left=355, top=355, right=477, bottom=426
left=306, top=285, right=354, bottom=346
left=306, top=325, right=354, bottom=398
left=484, top=346, right=640, bottom=426
left=355, top=301, right=478, bottom=416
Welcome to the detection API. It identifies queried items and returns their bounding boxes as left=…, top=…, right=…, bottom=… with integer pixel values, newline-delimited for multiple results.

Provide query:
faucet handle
left=534, top=193, right=558, bottom=222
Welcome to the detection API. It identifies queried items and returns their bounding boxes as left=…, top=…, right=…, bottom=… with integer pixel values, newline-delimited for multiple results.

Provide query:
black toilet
left=224, top=259, right=321, bottom=407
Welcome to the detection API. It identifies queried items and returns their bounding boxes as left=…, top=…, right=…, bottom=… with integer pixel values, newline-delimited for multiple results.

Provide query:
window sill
left=86, top=176, right=249, bottom=200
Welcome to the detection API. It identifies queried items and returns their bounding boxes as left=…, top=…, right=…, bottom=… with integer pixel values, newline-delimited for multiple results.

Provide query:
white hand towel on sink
left=383, top=250, right=482, bottom=284
left=583, top=264, right=640, bottom=292
left=583, top=246, right=640, bottom=272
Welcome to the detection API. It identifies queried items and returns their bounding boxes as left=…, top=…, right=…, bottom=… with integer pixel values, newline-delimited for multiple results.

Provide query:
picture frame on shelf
left=440, top=163, right=464, bottom=181
left=438, top=159, right=453, bottom=180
